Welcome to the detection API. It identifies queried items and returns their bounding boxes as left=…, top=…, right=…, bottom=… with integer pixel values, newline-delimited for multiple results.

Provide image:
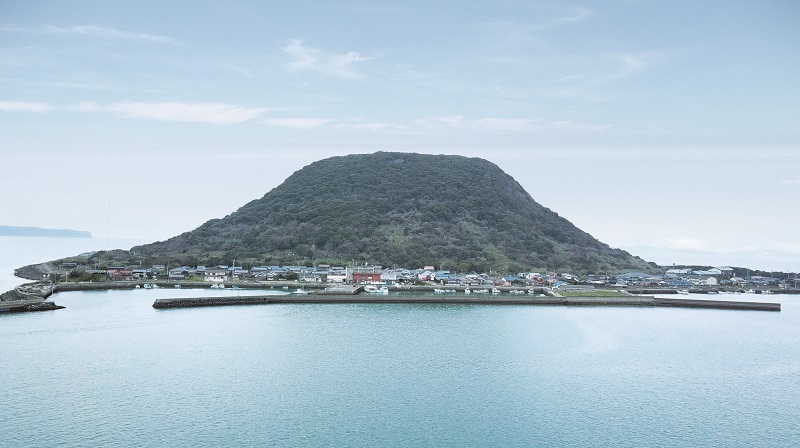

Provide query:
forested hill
left=131, top=152, right=656, bottom=274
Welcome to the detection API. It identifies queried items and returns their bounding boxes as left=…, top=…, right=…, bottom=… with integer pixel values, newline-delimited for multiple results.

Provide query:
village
left=54, top=261, right=799, bottom=291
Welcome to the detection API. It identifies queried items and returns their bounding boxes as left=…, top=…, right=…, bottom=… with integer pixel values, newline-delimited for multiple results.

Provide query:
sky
left=1, top=0, right=798, bottom=272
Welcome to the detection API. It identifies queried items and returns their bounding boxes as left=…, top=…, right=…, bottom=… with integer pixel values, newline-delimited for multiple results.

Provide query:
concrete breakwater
left=153, top=294, right=781, bottom=312
left=0, top=300, right=64, bottom=312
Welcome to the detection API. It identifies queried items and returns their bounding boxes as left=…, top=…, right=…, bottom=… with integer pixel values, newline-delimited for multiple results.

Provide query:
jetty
left=0, top=282, right=64, bottom=312
left=152, top=294, right=781, bottom=312
left=0, top=299, right=64, bottom=312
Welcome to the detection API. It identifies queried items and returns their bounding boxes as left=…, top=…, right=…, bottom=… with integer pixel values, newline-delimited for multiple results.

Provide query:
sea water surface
left=2, top=237, right=799, bottom=447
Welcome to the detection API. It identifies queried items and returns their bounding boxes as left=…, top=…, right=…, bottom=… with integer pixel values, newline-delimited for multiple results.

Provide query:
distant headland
left=0, top=226, right=92, bottom=238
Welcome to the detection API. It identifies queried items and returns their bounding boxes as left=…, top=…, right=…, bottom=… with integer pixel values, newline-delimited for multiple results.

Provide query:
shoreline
left=1, top=280, right=790, bottom=313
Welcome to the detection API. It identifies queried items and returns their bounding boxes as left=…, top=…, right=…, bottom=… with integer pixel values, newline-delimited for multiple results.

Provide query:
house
left=85, top=269, right=107, bottom=281
left=665, top=279, right=693, bottom=288
left=299, top=272, right=319, bottom=282
left=349, top=266, right=384, bottom=284
left=204, top=268, right=228, bottom=282
left=445, top=274, right=466, bottom=286
left=381, top=272, right=399, bottom=285
left=616, top=272, right=650, bottom=283
left=132, top=268, right=151, bottom=279
left=351, top=272, right=382, bottom=284
left=701, top=277, right=718, bottom=286
left=694, top=268, right=723, bottom=276
left=729, top=277, right=746, bottom=285
left=326, top=271, right=347, bottom=283
left=107, top=266, right=133, bottom=281
left=418, top=270, right=435, bottom=281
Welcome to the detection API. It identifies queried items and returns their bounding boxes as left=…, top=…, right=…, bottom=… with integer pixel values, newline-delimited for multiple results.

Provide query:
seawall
left=153, top=294, right=780, bottom=311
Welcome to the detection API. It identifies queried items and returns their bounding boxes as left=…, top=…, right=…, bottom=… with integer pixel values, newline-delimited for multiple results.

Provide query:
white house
left=204, top=268, right=228, bottom=282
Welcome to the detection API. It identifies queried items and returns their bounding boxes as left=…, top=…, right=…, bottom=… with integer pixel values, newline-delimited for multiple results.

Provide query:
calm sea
left=1, top=237, right=799, bottom=447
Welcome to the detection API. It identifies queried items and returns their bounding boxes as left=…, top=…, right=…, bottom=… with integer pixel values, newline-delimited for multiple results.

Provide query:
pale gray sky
left=1, top=1, right=798, bottom=271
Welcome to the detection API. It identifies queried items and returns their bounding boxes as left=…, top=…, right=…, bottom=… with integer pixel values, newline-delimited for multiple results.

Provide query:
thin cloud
left=570, top=53, right=655, bottom=94
left=549, top=120, right=611, bottom=132
left=349, top=122, right=391, bottom=130
left=780, top=179, right=800, bottom=185
left=416, top=116, right=609, bottom=132
left=282, top=39, right=371, bottom=78
left=532, top=6, right=594, bottom=30
left=41, top=24, right=177, bottom=44
left=332, top=122, right=393, bottom=130
left=472, top=7, right=593, bottom=47
left=415, top=115, right=466, bottom=129
left=264, top=118, right=331, bottom=129
left=0, top=101, right=53, bottom=112
left=489, top=52, right=657, bottom=101
left=109, top=102, right=267, bottom=124
left=476, top=118, right=539, bottom=130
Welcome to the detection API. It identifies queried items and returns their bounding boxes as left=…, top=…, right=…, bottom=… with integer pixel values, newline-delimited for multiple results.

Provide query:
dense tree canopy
left=131, top=152, right=657, bottom=274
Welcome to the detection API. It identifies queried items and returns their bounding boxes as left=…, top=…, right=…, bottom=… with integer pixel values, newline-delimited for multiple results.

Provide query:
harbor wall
left=153, top=294, right=780, bottom=312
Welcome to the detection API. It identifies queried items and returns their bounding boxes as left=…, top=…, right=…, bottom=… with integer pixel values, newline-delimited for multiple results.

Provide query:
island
left=0, top=226, right=92, bottom=238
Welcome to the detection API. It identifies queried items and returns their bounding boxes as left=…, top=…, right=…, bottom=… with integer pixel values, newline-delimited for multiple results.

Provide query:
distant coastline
left=0, top=226, right=92, bottom=238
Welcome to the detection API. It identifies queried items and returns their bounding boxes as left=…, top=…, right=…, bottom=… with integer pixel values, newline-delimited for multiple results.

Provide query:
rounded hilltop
left=123, top=151, right=656, bottom=274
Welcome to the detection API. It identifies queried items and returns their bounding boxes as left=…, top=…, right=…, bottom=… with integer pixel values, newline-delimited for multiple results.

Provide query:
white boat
left=174, top=284, right=181, bottom=288
left=491, top=288, right=501, bottom=294
left=210, top=283, right=225, bottom=289
left=677, top=289, right=689, bottom=295
left=464, top=288, right=471, bottom=294
left=292, top=288, right=309, bottom=295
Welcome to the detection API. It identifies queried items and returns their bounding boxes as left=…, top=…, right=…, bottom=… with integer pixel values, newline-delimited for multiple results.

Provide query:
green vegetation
left=95, top=152, right=657, bottom=274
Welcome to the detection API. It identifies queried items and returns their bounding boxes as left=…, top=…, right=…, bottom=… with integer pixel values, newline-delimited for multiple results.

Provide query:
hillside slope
left=131, top=152, right=655, bottom=274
